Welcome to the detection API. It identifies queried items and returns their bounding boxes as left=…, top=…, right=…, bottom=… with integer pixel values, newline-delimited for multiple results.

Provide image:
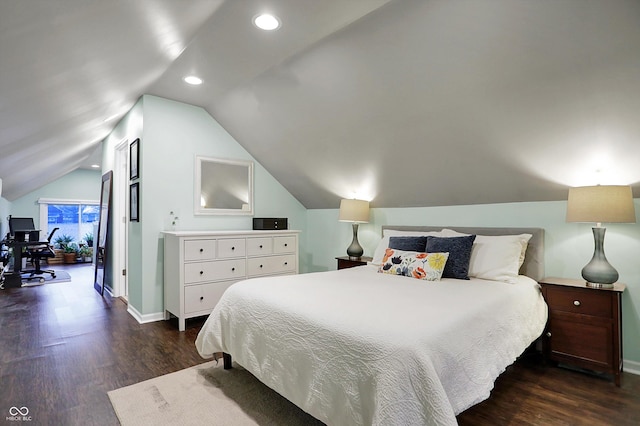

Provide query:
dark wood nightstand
left=539, top=277, right=625, bottom=386
left=336, top=256, right=372, bottom=270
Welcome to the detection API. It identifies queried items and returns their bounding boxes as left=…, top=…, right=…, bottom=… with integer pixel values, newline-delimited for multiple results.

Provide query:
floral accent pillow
left=379, top=249, right=449, bottom=281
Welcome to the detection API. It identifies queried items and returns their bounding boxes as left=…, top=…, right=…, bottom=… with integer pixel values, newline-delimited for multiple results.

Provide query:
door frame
left=112, top=138, right=129, bottom=298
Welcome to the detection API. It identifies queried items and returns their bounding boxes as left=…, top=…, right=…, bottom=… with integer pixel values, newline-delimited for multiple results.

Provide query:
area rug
left=21, top=270, right=71, bottom=286
left=108, top=361, right=324, bottom=426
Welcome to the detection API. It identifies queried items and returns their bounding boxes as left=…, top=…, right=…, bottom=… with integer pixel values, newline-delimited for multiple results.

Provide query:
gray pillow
left=426, top=235, right=476, bottom=279
left=388, top=236, right=428, bottom=252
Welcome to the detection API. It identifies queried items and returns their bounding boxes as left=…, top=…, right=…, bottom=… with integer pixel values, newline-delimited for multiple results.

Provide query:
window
left=38, top=199, right=99, bottom=246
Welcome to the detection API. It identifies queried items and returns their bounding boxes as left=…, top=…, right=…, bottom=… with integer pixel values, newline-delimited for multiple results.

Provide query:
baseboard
left=127, top=304, right=165, bottom=324
left=624, top=359, right=640, bottom=376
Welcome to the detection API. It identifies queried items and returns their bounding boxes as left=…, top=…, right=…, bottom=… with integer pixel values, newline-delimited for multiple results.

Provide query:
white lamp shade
left=339, top=199, right=370, bottom=223
left=567, top=185, right=636, bottom=224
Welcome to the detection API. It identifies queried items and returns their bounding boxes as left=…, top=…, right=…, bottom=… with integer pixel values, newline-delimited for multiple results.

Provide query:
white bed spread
left=195, top=265, right=548, bottom=426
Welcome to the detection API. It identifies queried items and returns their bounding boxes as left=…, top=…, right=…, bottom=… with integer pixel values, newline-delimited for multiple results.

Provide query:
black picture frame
left=130, top=182, right=139, bottom=222
left=129, top=138, right=140, bottom=180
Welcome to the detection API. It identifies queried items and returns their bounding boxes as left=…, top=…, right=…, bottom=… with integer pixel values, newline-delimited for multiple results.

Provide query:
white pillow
left=371, top=229, right=444, bottom=265
left=441, top=229, right=532, bottom=284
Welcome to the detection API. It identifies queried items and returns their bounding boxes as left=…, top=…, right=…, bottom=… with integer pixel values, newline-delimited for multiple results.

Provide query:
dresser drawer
left=184, top=281, right=235, bottom=314
left=184, top=259, right=246, bottom=284
left=217, top=238, right=246, bottom=258
left=247, top=237, right=273, bottom=256
left=273, top=236, right=296, bottom=254
left=545, top=286, right=612, bottom=318
left=247, top=254, right=296, bottom=276
left=184, top=240, right=216, bottom=261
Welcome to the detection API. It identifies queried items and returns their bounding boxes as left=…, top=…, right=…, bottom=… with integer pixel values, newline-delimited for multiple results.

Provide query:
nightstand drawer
left=548, top=314, right=611, bottom=367
left=545, top=286, right=612, bottom=318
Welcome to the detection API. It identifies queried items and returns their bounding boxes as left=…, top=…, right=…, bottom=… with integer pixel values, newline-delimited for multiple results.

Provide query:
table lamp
left=566, top=185, right=636, bottom=288
left=339, top=199, right=370, bottom=259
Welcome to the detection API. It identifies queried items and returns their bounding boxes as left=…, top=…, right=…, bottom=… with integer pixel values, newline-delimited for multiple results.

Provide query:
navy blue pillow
left=425, top=235, right=476, bottom=279
left=388, top=236, right=428, bottom=252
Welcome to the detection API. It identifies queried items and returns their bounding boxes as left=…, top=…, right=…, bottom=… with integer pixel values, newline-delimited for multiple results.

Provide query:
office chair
left=22, top=227, right=59, bottom=283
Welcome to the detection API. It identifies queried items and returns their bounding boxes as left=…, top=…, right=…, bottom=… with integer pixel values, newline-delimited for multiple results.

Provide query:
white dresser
left=163, top=230, right=300, bottom=331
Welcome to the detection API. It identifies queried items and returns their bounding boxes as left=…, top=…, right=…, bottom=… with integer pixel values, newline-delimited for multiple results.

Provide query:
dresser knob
left=260, top=264, right=263, bottom=268
left=231, top=267, right=235, bottom=272
left=284, top=262, right=288, bottom=265
left=284, top=243, right=288, bottom=247
left=199, top=271, right=204, bottom=275
left=200, top=296, right=204, bottom=301
left=546, top=332, right=552, bottom=338
left=259, top=245, right=263, bottom=248
left=200, top=248, right=204, bottom=253
left=574, top=300, right=581, bottom=306
left=231, top=246, right=235, bottom=250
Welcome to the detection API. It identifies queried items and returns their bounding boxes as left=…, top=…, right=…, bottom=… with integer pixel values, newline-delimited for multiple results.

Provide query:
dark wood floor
left=0, top=264, right=206, bottom=425
left=1, top=264, right=639, bottom=425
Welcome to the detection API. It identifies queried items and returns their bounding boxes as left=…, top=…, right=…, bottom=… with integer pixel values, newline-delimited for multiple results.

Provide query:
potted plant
left=84, top=232, right=94, bottom=249
left=79, top=245, right=93, bottom=263
left=51, top=234, right=73, bottom=264
left=63, top=242, right=79, bottom=264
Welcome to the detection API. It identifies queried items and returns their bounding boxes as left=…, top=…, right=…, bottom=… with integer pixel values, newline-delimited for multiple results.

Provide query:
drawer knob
left=259, top=245, right=263, bottom=248
left=260, top=264, right=263, bottom=268
left=284, top=243, right=288, bottom=247
left=200, top=296, right=204, bottom=301
left=284, top=262, right=288, bottom=265
left=199, top=248, right=204, bottom=252
left=199, top=270, right=204, bottom=275
left=231, top=267, right=235, bottom=272
left=546, top=332, right=551, bottom=338
left=231, top=246, right=235, bottom=250
left=573, top=300, right=581, bottom=306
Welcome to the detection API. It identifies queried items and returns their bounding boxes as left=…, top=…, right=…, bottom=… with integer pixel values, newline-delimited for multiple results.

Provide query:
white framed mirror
left=194, top=156, right=254, bottom=215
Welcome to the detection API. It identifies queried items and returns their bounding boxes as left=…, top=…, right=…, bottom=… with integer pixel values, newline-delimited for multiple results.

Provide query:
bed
left=195, top=226, right=548, bottom=425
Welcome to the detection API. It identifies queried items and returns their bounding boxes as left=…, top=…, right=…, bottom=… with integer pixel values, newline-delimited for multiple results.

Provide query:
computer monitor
left=8, top=217, right=35, bottom=235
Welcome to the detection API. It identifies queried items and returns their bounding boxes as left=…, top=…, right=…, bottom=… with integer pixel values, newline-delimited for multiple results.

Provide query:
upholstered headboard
left=381, top=226, right=545, bottom=282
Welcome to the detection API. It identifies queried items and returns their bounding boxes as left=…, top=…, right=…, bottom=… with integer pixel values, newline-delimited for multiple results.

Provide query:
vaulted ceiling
left=2, top=0, right=639, bottom=208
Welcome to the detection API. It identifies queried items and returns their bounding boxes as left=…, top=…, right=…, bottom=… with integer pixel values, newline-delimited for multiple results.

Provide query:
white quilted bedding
left=195, top=265, right=548, bottom=425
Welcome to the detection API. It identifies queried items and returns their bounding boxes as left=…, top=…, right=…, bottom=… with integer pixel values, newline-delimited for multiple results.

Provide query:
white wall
left=101, top=97, right=144, bottom=305
left=101, top=95, right=307, bottom=318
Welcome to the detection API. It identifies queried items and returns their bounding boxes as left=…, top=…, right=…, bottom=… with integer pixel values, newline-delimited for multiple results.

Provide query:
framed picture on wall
left=130, top=182, right=139, bottom=222
left=129, top=138, right=140, bottom=180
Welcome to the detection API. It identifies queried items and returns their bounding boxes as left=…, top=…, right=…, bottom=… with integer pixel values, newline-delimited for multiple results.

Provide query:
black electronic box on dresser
left=539, top=277, right=625, bottom=386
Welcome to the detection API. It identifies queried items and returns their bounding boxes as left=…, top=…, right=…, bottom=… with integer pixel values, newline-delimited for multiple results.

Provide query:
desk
left=1, top=240, right=50, bottom=274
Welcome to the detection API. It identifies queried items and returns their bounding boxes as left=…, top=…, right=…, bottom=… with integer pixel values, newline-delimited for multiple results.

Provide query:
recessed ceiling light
left=91, top=164, right=100, bottom=169
left=183, top=75, right=203, bottom=85
left=253, top=13, right=280, bottom=30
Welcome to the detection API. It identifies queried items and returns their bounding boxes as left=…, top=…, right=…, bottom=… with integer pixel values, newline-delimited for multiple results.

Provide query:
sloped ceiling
left=1, top=0, right=639, bottom=209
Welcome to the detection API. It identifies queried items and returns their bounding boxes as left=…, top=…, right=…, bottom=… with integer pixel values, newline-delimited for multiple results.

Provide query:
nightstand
left=336, top=256, right=372, bottom=270
left=539, top=277, right=625, bottom=386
